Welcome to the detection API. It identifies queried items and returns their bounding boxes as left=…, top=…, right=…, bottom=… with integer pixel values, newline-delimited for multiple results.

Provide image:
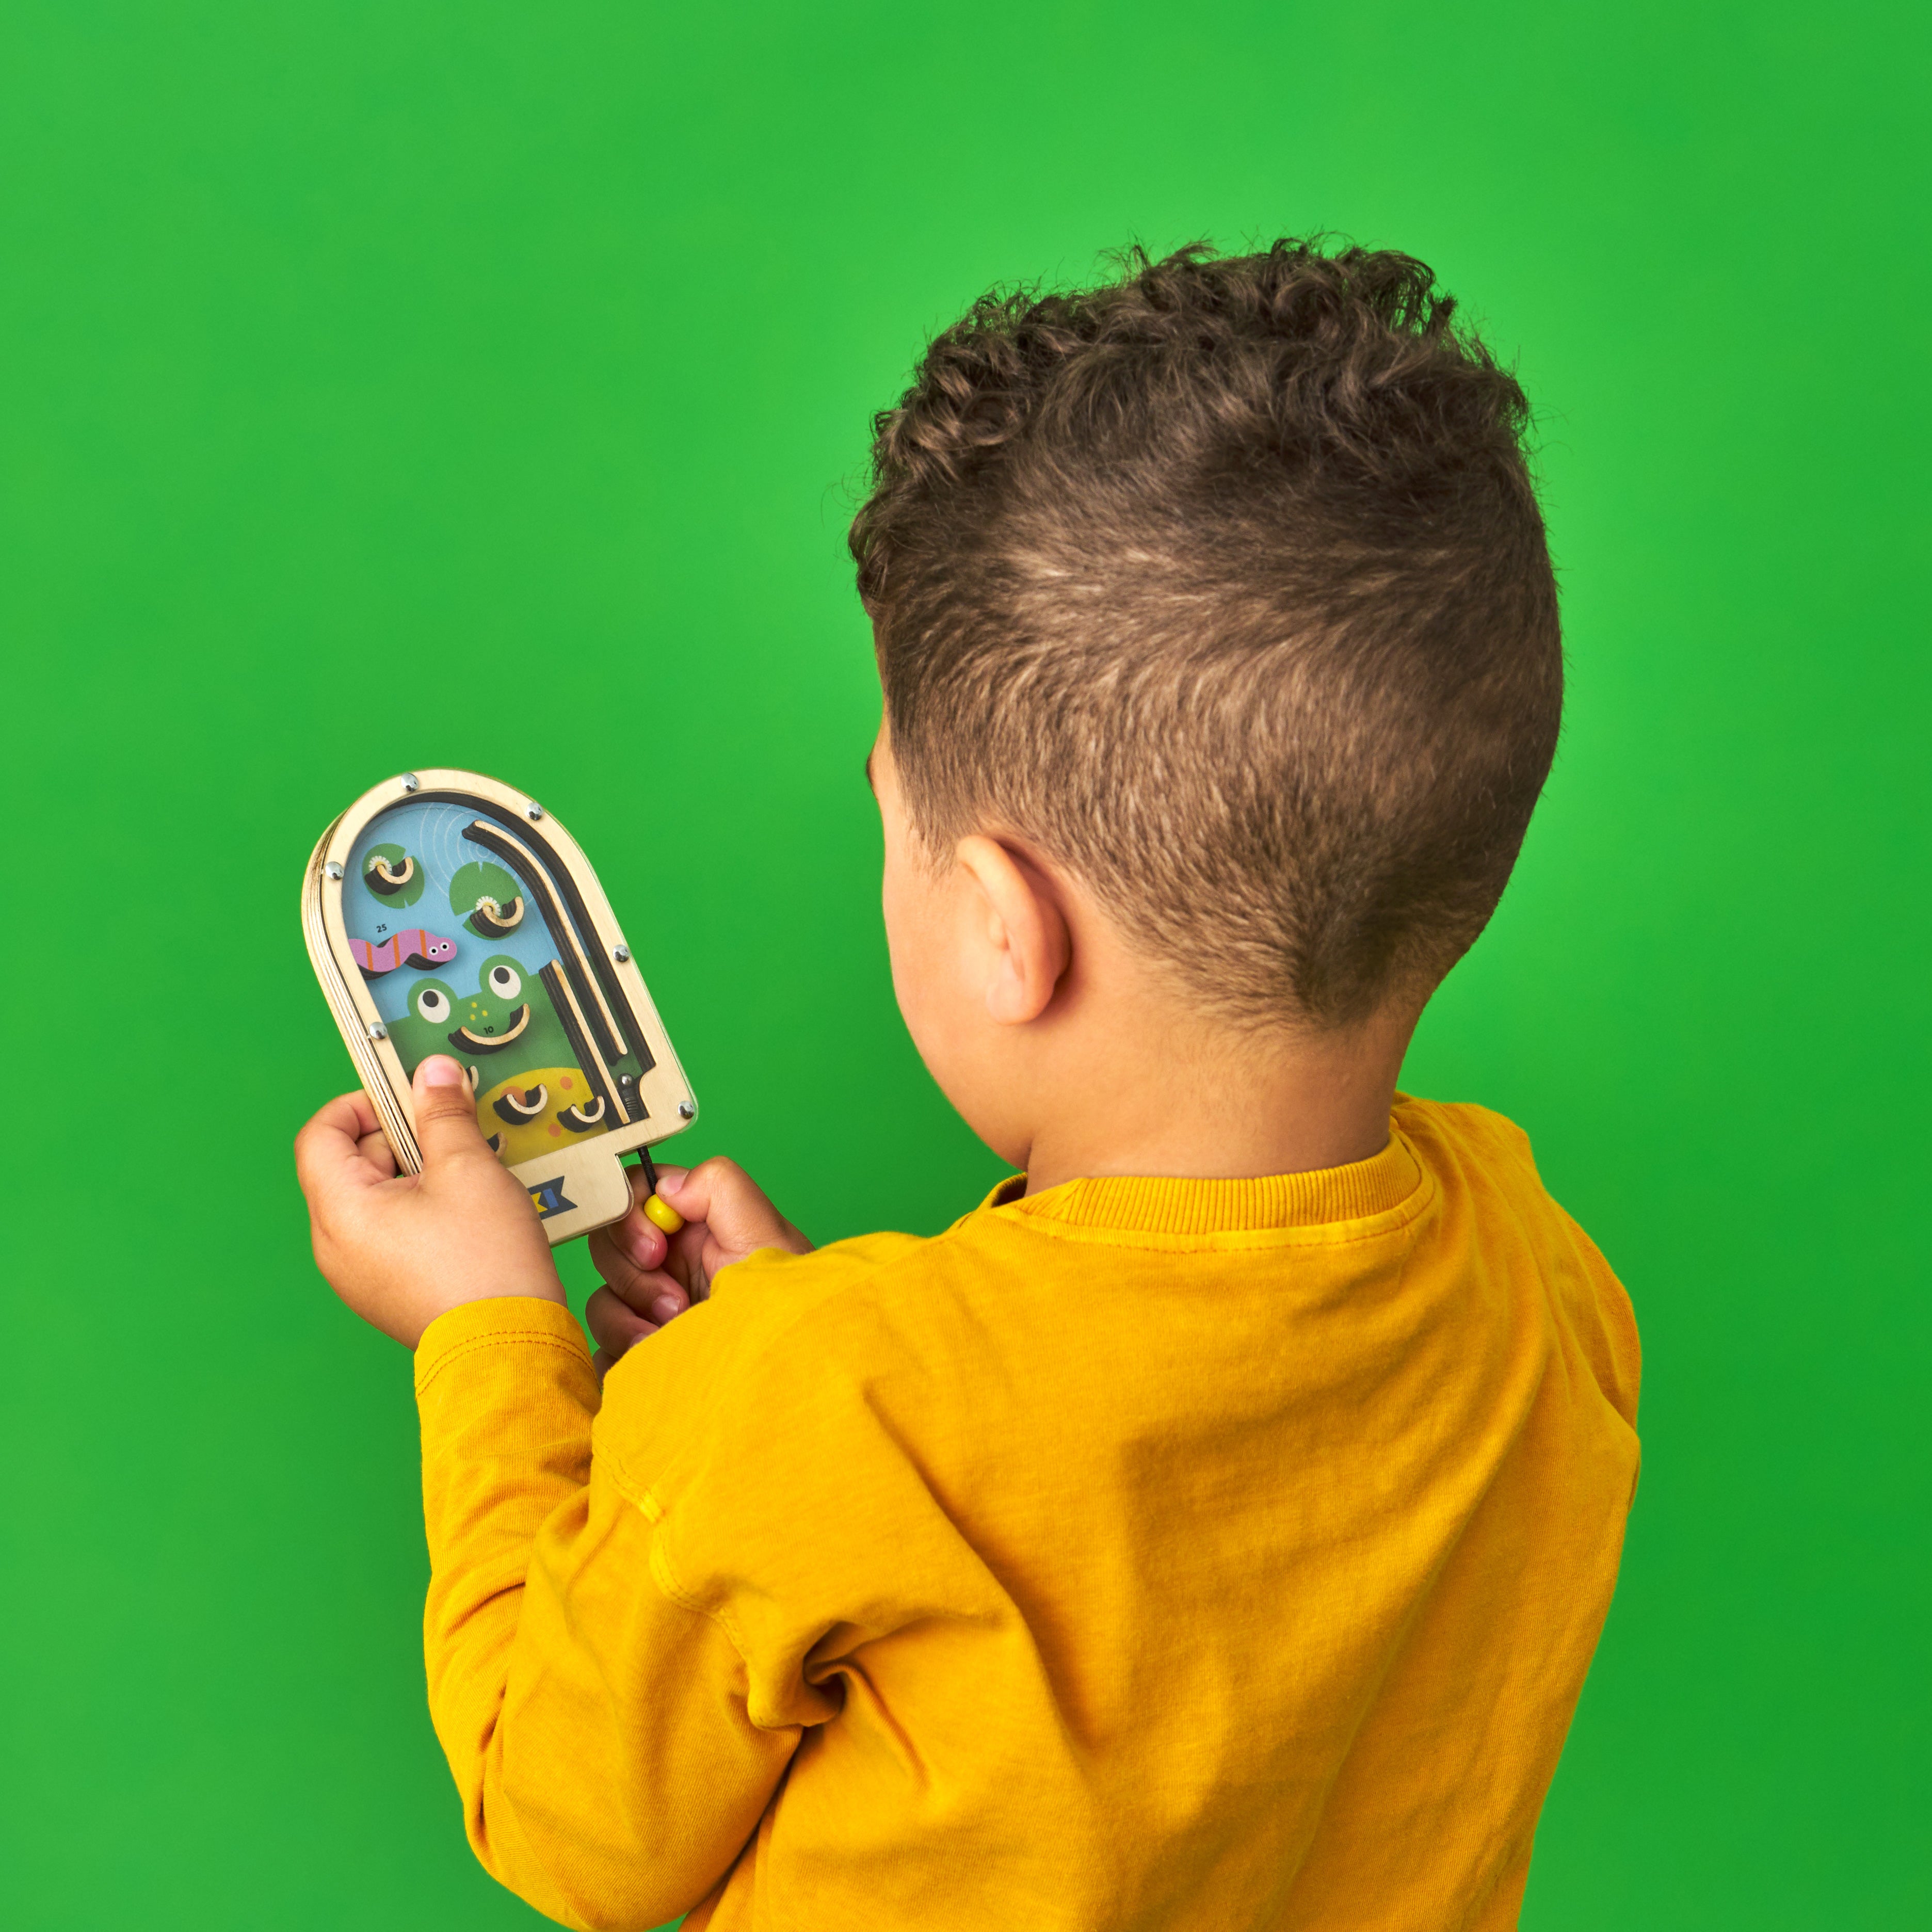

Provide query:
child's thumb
left=657, top=1156, right=812, bottom=1258
left=411, top=1056, right=489, bottom=1167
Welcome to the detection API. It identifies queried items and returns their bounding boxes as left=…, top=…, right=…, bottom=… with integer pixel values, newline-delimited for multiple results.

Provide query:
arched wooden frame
left=301, top=768, right=697, bottom=1245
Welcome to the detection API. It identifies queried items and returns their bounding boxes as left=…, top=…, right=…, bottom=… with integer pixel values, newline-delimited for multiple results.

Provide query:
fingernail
left=419, top=1055, right=465, bottom=1088
left=651, top=1293, right=681, bottom=1323
left=625, top=1226, right=663, bottom=1267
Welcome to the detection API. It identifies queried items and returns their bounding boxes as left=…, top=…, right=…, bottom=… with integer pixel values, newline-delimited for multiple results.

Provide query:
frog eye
left=414, top=985, right=453, bottom=1024
left=486, top=962, right=523, bottom=1002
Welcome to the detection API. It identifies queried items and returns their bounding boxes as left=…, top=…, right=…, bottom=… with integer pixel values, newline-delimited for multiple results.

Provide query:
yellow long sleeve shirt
left=413, top=1096, right=1640, bottom=1930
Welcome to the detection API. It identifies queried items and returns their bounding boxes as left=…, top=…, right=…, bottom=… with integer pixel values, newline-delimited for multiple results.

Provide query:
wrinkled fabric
left=414, top=1096, right=1640, bottom=1931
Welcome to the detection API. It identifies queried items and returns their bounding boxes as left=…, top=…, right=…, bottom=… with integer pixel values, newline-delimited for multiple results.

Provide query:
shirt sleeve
left=413, top=1297, right=802, bottom=1930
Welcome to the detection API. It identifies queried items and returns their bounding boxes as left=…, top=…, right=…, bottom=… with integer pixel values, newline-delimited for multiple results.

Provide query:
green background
left=3, top=3, right=1923, bottom=1926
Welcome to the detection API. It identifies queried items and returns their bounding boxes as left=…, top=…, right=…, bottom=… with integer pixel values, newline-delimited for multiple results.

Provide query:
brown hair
left=850, top=239, right=1561, bottom=1028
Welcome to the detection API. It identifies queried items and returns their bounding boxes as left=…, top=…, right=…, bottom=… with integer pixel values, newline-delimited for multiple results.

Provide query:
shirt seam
left=414, top=1329, right=588, bottom=1397
left=979, top=1213, right=1427, bottom=1254
left=992, top=1166, right=1438, bottom=1250
left=990, top=1122, right=1436, bottom=1244
left=603, top=1460, right=777, bottom=1719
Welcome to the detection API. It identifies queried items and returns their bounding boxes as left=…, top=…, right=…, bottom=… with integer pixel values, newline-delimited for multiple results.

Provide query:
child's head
left=852, top=239, right=1559, bottom=1054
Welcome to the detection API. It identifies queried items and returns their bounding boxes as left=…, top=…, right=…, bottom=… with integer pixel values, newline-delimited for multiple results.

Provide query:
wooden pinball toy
left=301, top=769, right=696, bottom=1246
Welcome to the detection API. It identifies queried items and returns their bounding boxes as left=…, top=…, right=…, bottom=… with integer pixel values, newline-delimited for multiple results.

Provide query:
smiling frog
left=381, top=955, right=620, bottom=1157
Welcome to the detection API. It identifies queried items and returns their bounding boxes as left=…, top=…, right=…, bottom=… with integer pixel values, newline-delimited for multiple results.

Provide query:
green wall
left=3, top=4, right=1923, bottom=1925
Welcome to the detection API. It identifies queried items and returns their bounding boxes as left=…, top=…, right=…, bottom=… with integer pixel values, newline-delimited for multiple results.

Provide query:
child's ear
left=954, top=836, right=1072, bottom=1025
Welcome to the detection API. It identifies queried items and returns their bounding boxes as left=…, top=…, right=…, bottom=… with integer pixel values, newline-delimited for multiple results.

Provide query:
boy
left=297, top=239, right=1639, bottom=1931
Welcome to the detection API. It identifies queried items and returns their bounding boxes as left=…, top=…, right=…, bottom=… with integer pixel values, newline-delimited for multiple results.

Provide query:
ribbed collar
left=988, top=1128, right=1422, bottom=1237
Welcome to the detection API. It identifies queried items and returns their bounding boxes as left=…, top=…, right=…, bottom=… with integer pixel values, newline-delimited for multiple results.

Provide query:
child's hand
left=585, top=1157, right=811, bottom=1370
left=295, top=1055, right=566, bottom=1347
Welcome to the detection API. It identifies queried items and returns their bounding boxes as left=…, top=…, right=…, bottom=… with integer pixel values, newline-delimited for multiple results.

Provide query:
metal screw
left=367, top=1020, right=389, bottom=1040
left=614, top=943, right=631, bottom=963
left=324, top=861, right=343, bottom=880
left=526, top=801, right=544, bottom=820
left=400, top=772, right=419, bottom=792
left=677, top=1101, right=695, bottom=1120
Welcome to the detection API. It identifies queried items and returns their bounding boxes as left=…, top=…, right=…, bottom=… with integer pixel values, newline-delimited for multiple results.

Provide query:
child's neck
left=1016, top=1001, right=1414, bottom=1197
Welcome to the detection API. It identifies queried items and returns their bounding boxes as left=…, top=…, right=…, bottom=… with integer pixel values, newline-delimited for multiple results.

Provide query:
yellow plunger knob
left=642, top=1192, right=685, bottom=1235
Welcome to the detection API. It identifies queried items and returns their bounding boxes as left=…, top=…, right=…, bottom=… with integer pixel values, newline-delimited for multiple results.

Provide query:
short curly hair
left=850, top=239, right=1561, bottom=1029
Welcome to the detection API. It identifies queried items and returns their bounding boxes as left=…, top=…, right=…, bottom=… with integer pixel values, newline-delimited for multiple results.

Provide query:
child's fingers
left=586, top=1285, right=662, bottom=1359
left=330, top=1087, right=386, bottom=1139
left=593, top=1246, right=692, bottom=1328
left=294, top=1091, right=392, bottom=1208
left=411, top=1056, right=498, bottom=1170
left=356, top=1129, right=397, bottom=1178
left=656, top=1156, right=811, bottom=1259
left=588, top=1210, right=668, bottom=1289
left=588, top=1195, right=690, bottom=1323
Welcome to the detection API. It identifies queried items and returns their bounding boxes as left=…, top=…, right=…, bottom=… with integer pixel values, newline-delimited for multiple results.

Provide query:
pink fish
left=350, top=929, right=458, bottom=976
